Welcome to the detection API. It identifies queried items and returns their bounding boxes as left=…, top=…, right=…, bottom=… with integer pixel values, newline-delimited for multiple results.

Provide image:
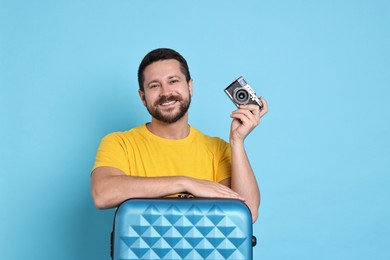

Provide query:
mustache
left=154, top=94, right=182, bottom=106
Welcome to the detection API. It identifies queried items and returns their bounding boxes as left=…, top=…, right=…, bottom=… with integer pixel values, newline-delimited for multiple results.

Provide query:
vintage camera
left=224, top=76, right=263, bottom=109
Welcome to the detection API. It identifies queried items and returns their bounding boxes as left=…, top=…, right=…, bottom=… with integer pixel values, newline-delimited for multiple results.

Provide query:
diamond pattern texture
left=113, top=199, right=253, bottom=260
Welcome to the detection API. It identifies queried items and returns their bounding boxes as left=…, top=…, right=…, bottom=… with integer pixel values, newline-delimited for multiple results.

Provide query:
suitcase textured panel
left=112, top=198, right=254, bottom=260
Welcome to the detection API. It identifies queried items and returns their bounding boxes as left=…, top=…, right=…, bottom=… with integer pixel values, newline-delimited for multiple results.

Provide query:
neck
left=147, top=115, right=190, bottom=140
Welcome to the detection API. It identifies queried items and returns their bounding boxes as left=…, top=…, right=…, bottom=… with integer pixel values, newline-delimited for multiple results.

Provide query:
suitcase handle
left=110, top=231, right=113, bottom=259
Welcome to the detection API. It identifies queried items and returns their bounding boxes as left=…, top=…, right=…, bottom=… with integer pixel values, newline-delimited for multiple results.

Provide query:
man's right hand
left=185, top=177, right=245, bottom=201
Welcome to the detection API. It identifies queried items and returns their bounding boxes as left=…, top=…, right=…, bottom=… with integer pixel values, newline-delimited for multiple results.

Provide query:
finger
left=238, top=104, right=260, bottom=113
left=212, top=183, right=237, bottom=194
left=230, top=113, right=251, bottom=125
left=259, top=97, right=268, bottom=117
left=235, top=105, right=261, bottom=121
left=216, top=188, right=245, bottom=201
left=231, top=108, right=256, bottom=118
left=216, top=185, right=243, bottom=197
left=223, top=191, right=246, bottom=201
left=231, top=110, right=259, bottom=126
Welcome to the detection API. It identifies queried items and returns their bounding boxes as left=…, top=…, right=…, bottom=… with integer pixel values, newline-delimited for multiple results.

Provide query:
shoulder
left=100, top=125, right=147, bottom=143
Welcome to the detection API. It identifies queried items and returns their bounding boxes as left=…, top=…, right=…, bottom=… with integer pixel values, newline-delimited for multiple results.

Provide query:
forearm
left=91, top=166, right=244, bottom=209
left=91, top=167, right=188, bottom=209
left=230, top=140, right=260, bottom=223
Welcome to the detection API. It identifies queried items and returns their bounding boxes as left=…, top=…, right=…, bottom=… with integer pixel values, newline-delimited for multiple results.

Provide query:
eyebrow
left=146, top=75, right=182, bottom=86
left=168, top=75, right=181, bottom=80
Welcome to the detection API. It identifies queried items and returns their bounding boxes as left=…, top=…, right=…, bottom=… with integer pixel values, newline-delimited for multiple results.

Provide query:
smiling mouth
left=158, top=95, right=181, bottom=107
left=160, top=100, right=177, bottom=106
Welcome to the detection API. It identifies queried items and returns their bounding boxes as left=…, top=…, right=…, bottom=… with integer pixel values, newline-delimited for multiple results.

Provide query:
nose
left=159, top=83, right=174, bottom=97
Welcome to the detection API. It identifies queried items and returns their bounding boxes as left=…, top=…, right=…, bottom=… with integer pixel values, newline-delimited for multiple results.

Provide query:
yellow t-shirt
left=93, top=124, right=231, bottom=183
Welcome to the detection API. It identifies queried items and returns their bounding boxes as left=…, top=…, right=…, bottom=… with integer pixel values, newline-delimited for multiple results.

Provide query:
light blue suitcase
left=111, top=198, right=256, bottom=259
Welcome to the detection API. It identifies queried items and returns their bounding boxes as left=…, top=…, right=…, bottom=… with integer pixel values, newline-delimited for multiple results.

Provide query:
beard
left=145, top=93, right=191, bottom=124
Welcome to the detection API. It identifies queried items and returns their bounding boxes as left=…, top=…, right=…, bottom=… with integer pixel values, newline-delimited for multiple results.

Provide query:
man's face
left=139, top=59, right=193, bottom=124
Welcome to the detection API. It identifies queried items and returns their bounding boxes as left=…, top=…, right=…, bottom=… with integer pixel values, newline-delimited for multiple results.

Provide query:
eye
left=149, top=83, right=160, bottom=89
left=169, top=79, right=179, bottom=84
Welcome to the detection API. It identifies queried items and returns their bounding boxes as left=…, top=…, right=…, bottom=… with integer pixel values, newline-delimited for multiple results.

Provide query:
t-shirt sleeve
left=92, top=133, right=130, bottom=175
left=215, top=140, right=232, bottom=182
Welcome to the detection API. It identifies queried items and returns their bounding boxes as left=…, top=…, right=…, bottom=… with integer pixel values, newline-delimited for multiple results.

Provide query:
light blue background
left=1, top=0, right=389, bottom=259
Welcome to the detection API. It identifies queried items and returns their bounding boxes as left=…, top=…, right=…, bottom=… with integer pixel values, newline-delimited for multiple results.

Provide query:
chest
left=129, top=142, right=217, bottom=178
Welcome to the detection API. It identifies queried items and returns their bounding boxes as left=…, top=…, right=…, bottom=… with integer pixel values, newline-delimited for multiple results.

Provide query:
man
left=91, top=48, right=268, bottom=223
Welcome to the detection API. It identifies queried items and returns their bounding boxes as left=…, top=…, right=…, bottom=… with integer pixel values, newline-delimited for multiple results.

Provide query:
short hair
left=137, top=48, right=191, bottom=91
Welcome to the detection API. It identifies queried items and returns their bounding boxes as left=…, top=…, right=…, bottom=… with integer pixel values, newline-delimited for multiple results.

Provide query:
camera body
left=224, top=76, right=263, bottom=109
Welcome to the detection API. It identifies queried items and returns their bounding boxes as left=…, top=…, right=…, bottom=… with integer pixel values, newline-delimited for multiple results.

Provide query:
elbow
left=91, top=187, right=111, bottom=209
left=251, top=195, right=260, bottom=223
left=243, top=198, right=259, bottom=223
left=92, top=198, right=106, bottom=210
left=91, top=174, right=119, bottom=209
left=251, top=209, right=258, bottom=224
left=248, top=200, right=259, bottom=223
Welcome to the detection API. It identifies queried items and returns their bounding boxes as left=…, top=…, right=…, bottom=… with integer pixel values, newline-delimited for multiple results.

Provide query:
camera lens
left=233, top=88, right=249, bottom=104
left=238, top=92, right=246, bottom=99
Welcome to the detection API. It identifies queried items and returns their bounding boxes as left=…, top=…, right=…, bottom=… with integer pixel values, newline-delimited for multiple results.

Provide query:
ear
left=138, top=89, right=147, bottom=107
left=188, top=79, right=194, bottom=97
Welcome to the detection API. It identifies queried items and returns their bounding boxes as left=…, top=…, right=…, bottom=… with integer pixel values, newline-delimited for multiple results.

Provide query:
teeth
left=161, top=100, right=176, bottom=106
